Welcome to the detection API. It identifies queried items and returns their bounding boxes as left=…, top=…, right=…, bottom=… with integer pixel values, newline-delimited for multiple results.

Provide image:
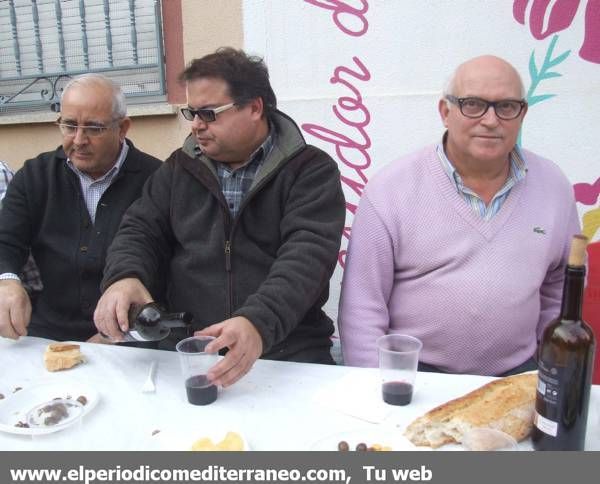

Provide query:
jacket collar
left=181, top=109, right=307, bottom=180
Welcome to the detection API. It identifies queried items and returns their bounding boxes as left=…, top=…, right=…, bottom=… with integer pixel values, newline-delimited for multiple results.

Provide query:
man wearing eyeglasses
left=339, top=55, right=579, bottom=376
left=94, top=48, right=345, bottom=387
left=0, top=74, right=161, bottom=341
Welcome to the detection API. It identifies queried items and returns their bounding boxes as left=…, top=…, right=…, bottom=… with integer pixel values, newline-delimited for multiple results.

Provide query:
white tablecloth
left=1, top=336, right=598, bottom=451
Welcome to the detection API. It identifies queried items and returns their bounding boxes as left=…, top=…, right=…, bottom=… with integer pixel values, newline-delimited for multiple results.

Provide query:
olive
left=355, top=442, right=368, bottom=451
left=337, top=440, right=350, bottom=451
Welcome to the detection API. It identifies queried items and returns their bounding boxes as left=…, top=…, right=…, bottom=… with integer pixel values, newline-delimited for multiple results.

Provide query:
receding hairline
left=443, top=56, right=526, bottom=99
left=61, top=74, right=127, bottom=118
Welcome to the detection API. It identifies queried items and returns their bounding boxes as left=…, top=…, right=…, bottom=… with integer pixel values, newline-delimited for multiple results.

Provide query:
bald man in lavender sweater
left=339, top=56, right=580, bottom=376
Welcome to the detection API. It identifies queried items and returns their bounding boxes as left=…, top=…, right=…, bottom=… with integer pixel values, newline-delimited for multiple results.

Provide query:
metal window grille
left=0, top=0, right=165, bottom=115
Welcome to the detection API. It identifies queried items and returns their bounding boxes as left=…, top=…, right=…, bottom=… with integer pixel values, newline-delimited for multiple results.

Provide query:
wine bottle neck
left=559, top=265, right=585, bottom=321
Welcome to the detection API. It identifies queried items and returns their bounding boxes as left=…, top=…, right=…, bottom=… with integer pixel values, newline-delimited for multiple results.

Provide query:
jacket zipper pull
left=224, top=240, right=231, bottom=271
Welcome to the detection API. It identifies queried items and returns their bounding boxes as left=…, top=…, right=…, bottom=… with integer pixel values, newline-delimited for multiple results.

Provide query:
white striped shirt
left=436, top=140, right=527, bottom=220
left=66, top=142, right=129, bottom=223
left=0, top=160, right=12, bottom=199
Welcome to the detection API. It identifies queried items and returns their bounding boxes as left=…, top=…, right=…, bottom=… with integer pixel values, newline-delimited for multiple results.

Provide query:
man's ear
left=520, top=102, right=528, bottom=122
left=118, top=117, right=132, bottom=141
left=248, top=97, right=264, bottom=119
left=438, top=98, right=450, bottom=128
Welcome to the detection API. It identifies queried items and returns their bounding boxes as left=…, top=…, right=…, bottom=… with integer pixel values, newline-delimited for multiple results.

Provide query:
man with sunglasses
left=95, top=48, right=345, bottom=387
left=0, top=74, right=161, bottom=341
left=339, top=55, right=579, bottom=376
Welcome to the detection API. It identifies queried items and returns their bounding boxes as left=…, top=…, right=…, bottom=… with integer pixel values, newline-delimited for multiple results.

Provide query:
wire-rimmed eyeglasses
left=180, top=102, right=236, bottom=123
left=56, top=120, right=120, bottom=138
left=445, top=95, right=527, bottom=120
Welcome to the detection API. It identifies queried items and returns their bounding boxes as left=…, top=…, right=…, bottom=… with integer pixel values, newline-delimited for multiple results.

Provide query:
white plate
left=310, top=428, right=533, bottom=452
left=309, top=428, right=473, bottom=451
left=310, top=428, right=432, bottom=451
left=0, top=381, right=99, bottom=435
left=148, top=427, right=250, bottom=451
left=0, top=384, right=14, bottom=403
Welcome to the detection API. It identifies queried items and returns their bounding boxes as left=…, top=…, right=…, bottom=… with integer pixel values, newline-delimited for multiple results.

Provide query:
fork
left=141, top=361, right=157, bottom=393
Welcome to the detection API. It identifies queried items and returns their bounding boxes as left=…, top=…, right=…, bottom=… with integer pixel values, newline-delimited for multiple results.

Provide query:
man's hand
left=0, top=279, right=31, bottom=340
left=93, top=278, right=152, bottom=340
left=197, top=316, right=263, bottom=387
left=86, top=332, right=114, bottom=345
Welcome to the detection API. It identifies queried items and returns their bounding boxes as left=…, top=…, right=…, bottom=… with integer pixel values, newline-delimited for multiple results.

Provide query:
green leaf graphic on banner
left=528, top=94, right=556, bottom=106
left=528, top=52, right=539, bottom=81
left=519, top=35, right=570, bottom=145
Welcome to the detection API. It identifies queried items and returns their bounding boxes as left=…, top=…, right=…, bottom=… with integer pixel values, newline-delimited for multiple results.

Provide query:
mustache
left=69, top=148, right=93, bottom=155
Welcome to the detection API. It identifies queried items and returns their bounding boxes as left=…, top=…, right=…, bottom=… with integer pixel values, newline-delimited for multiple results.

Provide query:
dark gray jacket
left=102, top=111, right=345, bottom=361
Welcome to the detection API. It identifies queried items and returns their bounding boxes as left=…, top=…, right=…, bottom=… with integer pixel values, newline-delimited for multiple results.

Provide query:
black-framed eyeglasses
left=445, top=95, right=527, bottom=120
left=180, top=102, right=236, bottom=123
left=56, top=119, right=121, bottom=138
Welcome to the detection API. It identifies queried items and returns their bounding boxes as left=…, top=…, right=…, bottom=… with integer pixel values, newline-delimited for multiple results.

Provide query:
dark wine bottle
left=532, top=235, right=596, bottom=450
left=127, top=302, right=193, bottom=342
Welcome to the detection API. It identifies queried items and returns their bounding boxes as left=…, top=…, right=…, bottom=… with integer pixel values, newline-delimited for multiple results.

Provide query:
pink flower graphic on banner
left=513, top=0, right=580, bottom=39
left=513, top=0, right=600, bottom=63
left=574, top=176, right=600, bottom=239
left=574, top=176, right=600, bottom=206
left=581, top=0, right=600, bottom=63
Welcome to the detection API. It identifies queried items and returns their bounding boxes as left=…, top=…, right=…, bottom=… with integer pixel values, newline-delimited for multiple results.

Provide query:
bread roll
left=44, top=343, right=84, bottom=372
left=404, top=373, right=537, bottom=448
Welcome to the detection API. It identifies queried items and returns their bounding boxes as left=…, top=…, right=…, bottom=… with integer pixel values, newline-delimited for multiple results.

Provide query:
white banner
left=243, top=0, right=600, bottom=323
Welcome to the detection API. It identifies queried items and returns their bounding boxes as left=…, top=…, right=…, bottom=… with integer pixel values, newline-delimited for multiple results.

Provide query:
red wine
left=532, top=235, right=596, bottom=450
left=185, top=375, right=217, bottom=405
left=382, top=381, right=413, bottom=406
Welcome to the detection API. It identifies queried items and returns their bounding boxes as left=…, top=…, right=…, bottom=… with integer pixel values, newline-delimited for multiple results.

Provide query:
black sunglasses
left=180, top=102, right=236, bottom=123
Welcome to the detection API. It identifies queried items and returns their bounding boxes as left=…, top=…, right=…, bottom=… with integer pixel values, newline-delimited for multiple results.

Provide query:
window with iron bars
left=0, top=0, right=166, bottom=115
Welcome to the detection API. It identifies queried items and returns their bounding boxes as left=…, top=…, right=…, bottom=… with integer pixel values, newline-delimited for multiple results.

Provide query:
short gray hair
left=61, top=74, right=127, bottom=118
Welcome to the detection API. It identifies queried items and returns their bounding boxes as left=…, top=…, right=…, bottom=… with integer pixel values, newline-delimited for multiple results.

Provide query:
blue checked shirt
left=66, top=142, right=129, bottom=223
left=196, top=128, right=275, bottom=218
left=436, top=139, right=527, bottom=220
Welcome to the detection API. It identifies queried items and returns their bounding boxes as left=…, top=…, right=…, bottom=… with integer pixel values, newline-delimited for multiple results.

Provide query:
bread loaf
left=44, top=343, right=84, bottom=372
left=404, top=373, right=537, bottom=448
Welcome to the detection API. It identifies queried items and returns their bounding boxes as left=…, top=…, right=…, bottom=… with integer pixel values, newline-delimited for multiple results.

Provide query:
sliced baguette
left=47, top=342, right=80, bottom=353
left=404, top=373, right=537, bottom=448
left=44, top=343, right=85, bottom=372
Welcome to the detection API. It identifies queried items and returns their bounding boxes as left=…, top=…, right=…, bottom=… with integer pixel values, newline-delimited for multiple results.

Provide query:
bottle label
left=534, top=361, right=565, bottom=437
left=536, top=357, right=583, bottom=435
left=534, top=410, right=558, bottom=437
left=536, top=369, right=560, bottom=405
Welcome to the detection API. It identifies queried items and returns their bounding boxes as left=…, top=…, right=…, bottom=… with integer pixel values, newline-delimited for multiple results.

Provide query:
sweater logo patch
left=533, top=226, right=546, bottom=235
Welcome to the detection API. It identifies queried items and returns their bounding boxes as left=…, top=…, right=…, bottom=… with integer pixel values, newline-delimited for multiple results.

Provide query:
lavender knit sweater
left=339, top=145, right=580, bottom=375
